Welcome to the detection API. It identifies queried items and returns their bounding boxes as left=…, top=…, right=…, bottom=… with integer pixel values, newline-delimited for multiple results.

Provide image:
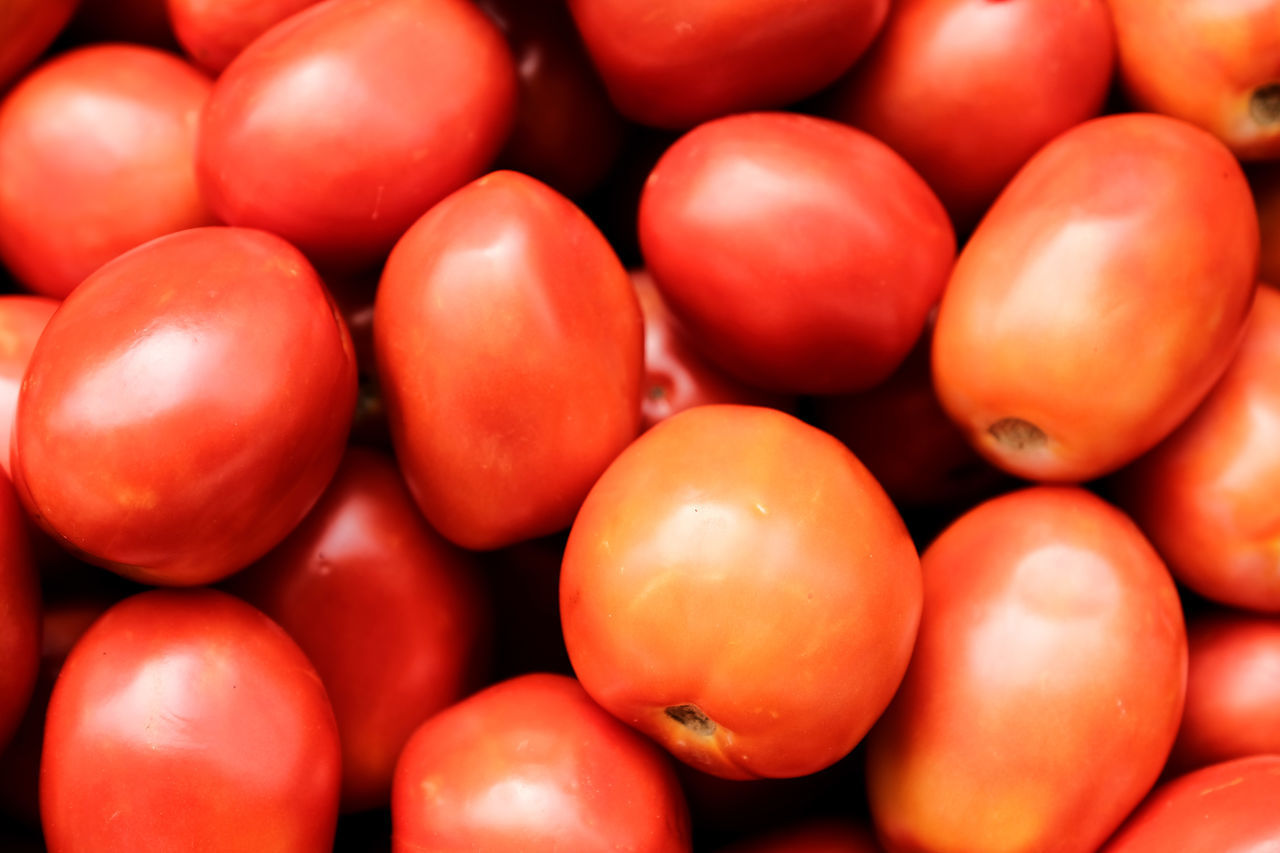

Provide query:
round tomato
left=167, top=0, right=323, bottom=73
left=561, top=404, right=921, bottom=780
left=0, top=296, right=57, bottom=478
left=0, top=469, right=38, bottom=754
left=0, top=0, right=79, bottom=91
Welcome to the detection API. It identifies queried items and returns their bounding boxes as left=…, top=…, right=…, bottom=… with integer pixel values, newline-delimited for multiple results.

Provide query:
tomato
left=13, top=227, right=357, bottom=586
left=41, top=589, right=342, bottom=852
left=197, top=0, right=517, bottom=272
left=391, top=673, right=691, bottom=852
left=718, top=819, right=883, bottom=853
left=1109, top=0, right=1280, bottom=159
left=167, top=0, right=323, bottom=73
left=566, top=0, right=889, bottom=128
left=639, top=112, right=954, bottom=394
left=1100, top=755, right=1280, bottom=853
left=0, top=45, right=215, bottom=299
left=0, top=296, right=57, bottom=478
left=866, top=487, right=1187, bottom=853
left=0, top=469, right=38, bottom=754
left=375, top=170, right=642, bottom=550
left=561, top=404, right=921, bottom=780
left=932, top=113, right=1258, bottom=482
left=825, top=0, right=1114, bottom=229
left=228, top=447, right=491, bottom=813
left=0, top=0, right=78, bottom=91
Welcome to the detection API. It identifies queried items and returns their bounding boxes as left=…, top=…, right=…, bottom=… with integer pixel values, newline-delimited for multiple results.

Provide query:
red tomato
left=1114, top=285, right=1280, bottom=610
left=12, top=227, right=357, bottom=586
left=825, top=0, right=1115, bottom=229
left=391, top=673, right=691, bottom=852
left=1109, top=0, right=1280, bottom=159
left=0, top=470, right=38, bottom=753
left=0, top=296, right=56, bottom=478
left=168, top=0, right=323, bottom=73
left=0, top=45, right=215, bottom=299
left=718, top=819, right=883, bottom=853
left=197, top=0, right=517, bottom=272
left=228, top=447, right=491, bottom=813
left=932, top=113, right=1258, bottom=482
left=41, top=589, right=342, bottom=852
left=561, top=405, right=921, bottom=779
left=1168, top=612, right=1280, bottom=772
left=1100, top=755, right=1280, bottom=853
left=639, top=112, right=954, bottom=394
left=0, top=0, right=79, bottom=91
left=566, top=0, right=889, bottom=128
left=866, top=487, right=1187, bottom=853
left=375, top=170, right=642, bottom=550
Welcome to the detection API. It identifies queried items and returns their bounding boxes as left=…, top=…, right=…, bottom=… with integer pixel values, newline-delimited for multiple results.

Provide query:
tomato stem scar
left=988, top=417, right=1047, bottom=451
left=1251, top=83, right=1280, bottom=125
left=665, top=704, right=716, bottom=737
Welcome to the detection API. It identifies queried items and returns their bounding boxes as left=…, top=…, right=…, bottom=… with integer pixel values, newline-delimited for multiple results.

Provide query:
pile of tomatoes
left=1, top=1, right=1279, bottom=851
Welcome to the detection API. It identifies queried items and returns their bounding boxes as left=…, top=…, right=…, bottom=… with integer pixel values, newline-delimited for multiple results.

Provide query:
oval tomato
left=561, top=404, right=921, bottom=780
left=167, top=0, right=323, bottom=73
left=0, top=0, right=79, bottom=91
left=0, top=469, right=38, bottom=754
left=13, top=227, right=357, bottom=586
left=0, top=296, right=57, bottom=478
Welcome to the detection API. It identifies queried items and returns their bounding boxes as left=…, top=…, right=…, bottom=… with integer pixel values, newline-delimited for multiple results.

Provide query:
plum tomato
left=0, top=0, right=79, bottom=91
left=0, top=296, right=57, bottom=478
left=167, top=0, right=324, bottom=73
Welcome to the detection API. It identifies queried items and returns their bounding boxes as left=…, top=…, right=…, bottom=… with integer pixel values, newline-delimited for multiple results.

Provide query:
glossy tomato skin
left=933, top=113, right=1258, bottom=482
left=1100, top=755, right=1280, bottom=853
left=825, top=0, right=1114, bottom=229
left=41, top=589, right=341, bottom=852
left=1109, top=1, right=1280, bottom=159
left=198, top=0, right=517, bottom=271
left=0, top=45, right=215, bottom=299
left=0, top=0, right=78, bottom=91
left=866, top=487, right=1187, bottom=853
left=13, top=227, right=357, bottom=586
left=168, top=0, right=323, bottom=73
left=718, top=819, right=884, bottom=853
left=228, top=447, right=491, bottom=813
left=1113, top=285, right=1280, bottom=611
left=0, top=296, right=56, bottom=478
left=375, top=170, right=642, bottom=550
left=566, top=0, right=888, bottom=128
left=0, top=470, right=38, bottom=754
left=561, top=405, right=922, bottom=780
left=392, top=673, right=692, bottom=852
left=640, top=112, right=954, bottom=394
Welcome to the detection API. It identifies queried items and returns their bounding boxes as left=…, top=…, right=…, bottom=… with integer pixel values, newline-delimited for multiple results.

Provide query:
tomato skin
left=0, top=296, right=56, bottom=479
left=391, top=673, right=692, bottom=852
left=0, top=45, right=215, bottom=299
left=932, top=113, right=1258, bottom=482
left=41, top=589, right=341, bottom=852
left=561, top=404, right=922, bottom=780
left=0, top=0, right=78, bottom=91
left=0, top=470, right=38, bottom=754
left=866, top=487, right=1187, bottom=853
left=1099, top=755, right=1280, bottom=853
left=566, top=0, right=888, bottom=128
left=228, top=447, right=491, bottom=813
left=375, top=170, right=642, bottom=550
left=167, top=0, right=323, bottom=73
left=639, top=112, right=954, bottom=395
left=197, top=0, right=517, bottom=271
left=718, top=819, right=883, bottom=853
left=12, top=226, right=357, bottom=586
left=825, top=0, right=1114, bottom=229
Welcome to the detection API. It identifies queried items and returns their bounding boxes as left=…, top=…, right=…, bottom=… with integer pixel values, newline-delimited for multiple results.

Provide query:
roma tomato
left=0, top=470, right=37, bottom=754
left=866, top=487, right=1186, bottom=853
left=0, top=296, right=57, bottom=478
left=639, top=112, right=954, bottom=394
left=228, top=447, right=491, bottom=813
left=567, top=0, right=889, bottom=128
left=561, top=405, right=921, bottom=780
left=198, top=0, right=517, bottom=271
left=0, top=0, right=78, bottom=91
left=1100, top=755, right=1280, bottom=853
left=0, top=45, right=215, bottom=299
left=167, top=0, right=323, bottom=73
left=375, top=170, right=642, bottom=550
left=718, top=820, right=883, bottom=853
left=41, top=590, right=342, bottom=853
left=392, top=673, right=691, bottom=852
left=825, top=0, right=1115, bottom=229
left=13, top=227, right=357, bottom=586
left=933, top=113, right=1258, bottom=482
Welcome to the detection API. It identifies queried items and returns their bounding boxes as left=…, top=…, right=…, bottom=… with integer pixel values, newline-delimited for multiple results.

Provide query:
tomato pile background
left=2, top=1, right=1280, bottom=851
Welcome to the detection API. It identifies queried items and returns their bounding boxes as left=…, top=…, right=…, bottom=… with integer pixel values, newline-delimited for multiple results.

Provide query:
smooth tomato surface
left=41, top=590, right=342, bottom=853
left=561, top=405, right=921, bottom=779
left=375, top=170, right=642, bottom=550
left=13, top=227, right=357, bottom=586
left=867, top=487, right=1187, bottom=853
left=0, top=470, right=38, bottom=754
left=168, top=0, right=323, bottom=73
left=933, top=113, right=1258, bottom=482
left=0, top=296, right=57, bottom=478
left=392, top=673, right=691, bottom=852
left=0, top=0, right=79, bottom=91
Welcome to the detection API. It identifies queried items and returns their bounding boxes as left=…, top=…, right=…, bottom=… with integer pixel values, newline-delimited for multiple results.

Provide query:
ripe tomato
left=639, top=112, right=954, bottom=394
left=167, top=0, right=323, bottom=73
left=228, top=447, right=491, bottom=813
left=566, top=0, right=889, bottom=128
left=932, top=113, right=1258, bottom=482
left=561, top=404, right=921, bottom=780
left=0, top=45, right=215, bottom=299
left=197, top=0, right=517, bottom=271
left=41, top=590, right=342, bottom=852
left=375, top=170, right=642, bottom=550
left=866, top=487, right=1187, bottom=853
left=0, top=296, right=57, bottom=478
left=392, top=673, right=691, bottom=852
left=719, top=819, right=883, bottom=853
left=13, top=227, right=357, bottom=586
left=0, top=469, right=38, bottom=754
left=0, top=0, right=78, bottom=91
